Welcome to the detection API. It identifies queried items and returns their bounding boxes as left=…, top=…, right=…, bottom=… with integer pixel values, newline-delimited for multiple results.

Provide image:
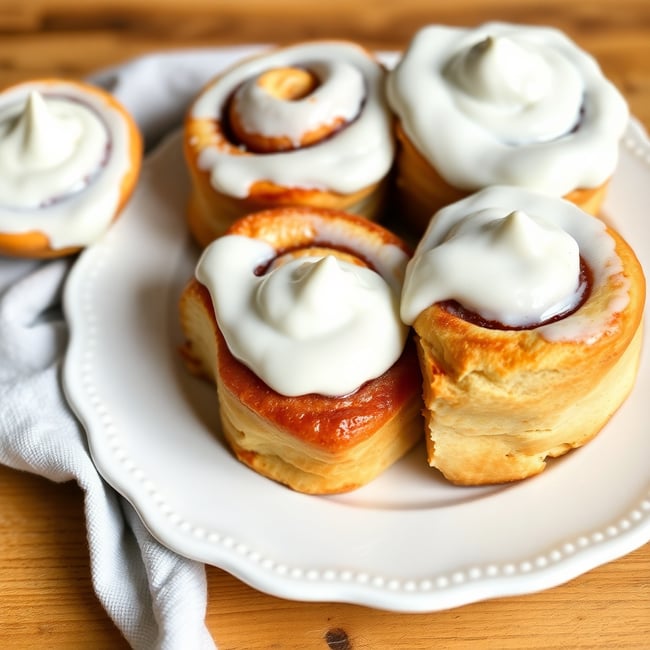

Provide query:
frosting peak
left=489, top=209, right=563, bottom=257
left=401, top=186, right=627, bottom=343
left=447, top=36, right=553, bottom=107
left=401, top=202, right=582, bottom=327
left=6, top=91, right=82, bottom=171
left=0, top=88, right=108, bottom=209
left=257, top=255, right=366, bottom=339
left=443, top=31, right=584, bottom=144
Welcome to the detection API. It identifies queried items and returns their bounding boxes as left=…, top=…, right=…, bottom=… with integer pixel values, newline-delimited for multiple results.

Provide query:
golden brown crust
left=393, top=120, right=610, bottom=234
left=226, top=204, right=411, bottom=253
left=0, top=78, right=142, bottom=259
left=412, top=225, right=646, bottom=485
left=179, top=207, right=423, bottom=494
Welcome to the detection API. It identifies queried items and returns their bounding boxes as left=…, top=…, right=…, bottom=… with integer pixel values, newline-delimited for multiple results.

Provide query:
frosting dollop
left=197, top=234, right=408, bottom=397
left=400, top=208, right=581, bottom=326
left=386, top=22, right=629, bottom=195
left=401, top=186, right=626, bottom=342
left=0, top=91, right=107, bottom=208
left=443, top=34, right=583, bottom=143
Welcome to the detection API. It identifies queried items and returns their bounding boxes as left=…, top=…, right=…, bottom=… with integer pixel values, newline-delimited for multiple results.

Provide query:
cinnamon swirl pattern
left=386, top=22, right=629, bottom=232
left=401, top=186, right=645, bottom=485
left=183, top=41, right=395, bottom=247
left=179, top=207, right=422, bottom=494
left=0, top=79, right=142, bottom=258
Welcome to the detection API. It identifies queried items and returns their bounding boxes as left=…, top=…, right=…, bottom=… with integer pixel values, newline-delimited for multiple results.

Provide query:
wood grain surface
left=1, top=1, right=649, bottom=648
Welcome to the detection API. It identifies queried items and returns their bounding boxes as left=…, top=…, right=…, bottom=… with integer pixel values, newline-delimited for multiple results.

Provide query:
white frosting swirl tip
left=448, top=35, right=553, bottom=107
left=8, top=91, right=81, bottom=170
left=257, top=255, right=357, bottom=339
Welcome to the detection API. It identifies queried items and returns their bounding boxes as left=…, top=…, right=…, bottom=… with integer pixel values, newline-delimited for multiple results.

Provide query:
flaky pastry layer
left=412, top=225, right=645, bottom=485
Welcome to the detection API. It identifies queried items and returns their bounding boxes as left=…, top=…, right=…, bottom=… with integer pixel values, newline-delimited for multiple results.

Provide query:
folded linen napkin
left=0, top=46, right=263, bottom=649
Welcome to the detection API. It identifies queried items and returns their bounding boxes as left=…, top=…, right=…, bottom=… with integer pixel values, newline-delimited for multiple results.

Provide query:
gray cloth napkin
left=0, top=46, right=264, bottom=649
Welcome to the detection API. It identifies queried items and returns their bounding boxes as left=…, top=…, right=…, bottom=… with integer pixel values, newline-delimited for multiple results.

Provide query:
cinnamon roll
left=0, top=79, right=142, bottom=258
left=400, top=186, right=645, bottom=485
left=386, top=23, right=629, bottom=232
left=179, top=207, right=422, bottom=494
left=183, top=41, right=395, bottom=247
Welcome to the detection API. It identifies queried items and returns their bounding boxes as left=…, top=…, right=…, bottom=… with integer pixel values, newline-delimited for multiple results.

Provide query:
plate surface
left=63, top=118, right=650, bottom=613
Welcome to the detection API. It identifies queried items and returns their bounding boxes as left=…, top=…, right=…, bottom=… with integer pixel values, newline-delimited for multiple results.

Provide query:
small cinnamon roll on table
left=401, top=186, right=645, bottom=485
left=0, top=79, right=142, bottom=258
left=180, top=207, right=422, bottom=494
left=183, top=41, right=395, bottom=247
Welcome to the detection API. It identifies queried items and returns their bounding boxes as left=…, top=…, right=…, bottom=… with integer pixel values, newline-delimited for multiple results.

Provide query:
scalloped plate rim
left=62, top=59, right=650, bottom=612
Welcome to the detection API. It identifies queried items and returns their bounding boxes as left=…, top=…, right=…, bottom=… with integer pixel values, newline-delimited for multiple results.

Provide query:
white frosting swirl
left=386, top=22, right=629, bottom=194
left=401, top=208, right=581, bottom=327
left=196, top=234, right=409, bottom=397
left=190, top=41, right=394, bottom=197
left=0, top=81, right=136, bottom=249
left=401, top=186, right=626, bottom=342
left=443, top=34, right=583, bottom=144
left=232, top=61, right=365, bottom=146
left=0, top=91, right=107, bottom=208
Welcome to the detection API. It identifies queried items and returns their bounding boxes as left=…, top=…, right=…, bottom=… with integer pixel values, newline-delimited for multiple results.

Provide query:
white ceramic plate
left=63, top=119, right=650, bottom=613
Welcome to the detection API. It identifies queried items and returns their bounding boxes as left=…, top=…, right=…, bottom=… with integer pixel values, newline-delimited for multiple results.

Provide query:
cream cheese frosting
left=196, top=231, right=409, bottom=397
left=386, top=22, right=629, bottom=195
left=0, top=80, right=135, bottom=250
left=0, top=91, right=107, bottom=208
left=401, top=186, right=627, bottom=343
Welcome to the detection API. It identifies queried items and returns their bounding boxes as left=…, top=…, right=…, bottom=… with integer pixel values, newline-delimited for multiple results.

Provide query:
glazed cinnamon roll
left=0, top=79, right=142, bottom=258
left=183, top=41, right=395, bottom=247
left=179, top=207, right=422, bottom=494
left=400, top=186, right=645, bottom=485
left=386, top=23, right=629, bottom=232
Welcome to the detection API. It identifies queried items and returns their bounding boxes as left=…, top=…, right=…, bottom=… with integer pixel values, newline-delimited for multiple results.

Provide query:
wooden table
left=1, top=2, right=649, bottom=648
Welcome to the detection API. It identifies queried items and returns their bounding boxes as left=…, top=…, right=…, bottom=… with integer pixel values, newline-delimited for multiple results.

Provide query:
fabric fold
left=0, top=49, right=262, bottom=649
